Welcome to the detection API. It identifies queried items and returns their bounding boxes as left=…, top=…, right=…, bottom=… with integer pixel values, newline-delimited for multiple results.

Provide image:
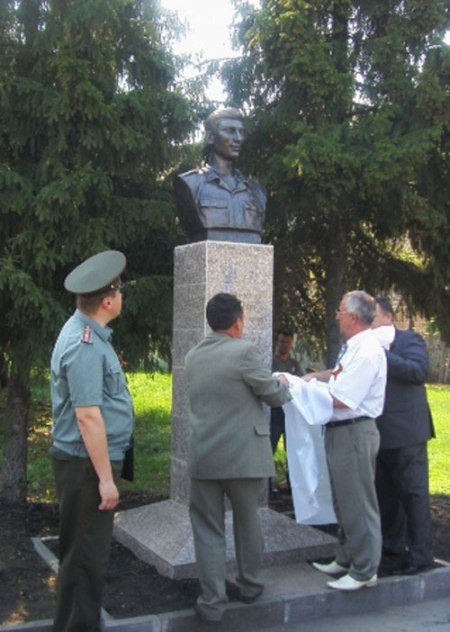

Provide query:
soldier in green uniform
left=49, top=250, right=134, bottom=632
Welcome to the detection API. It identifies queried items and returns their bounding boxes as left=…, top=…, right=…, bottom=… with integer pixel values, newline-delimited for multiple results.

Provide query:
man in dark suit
left=270, top=330, right=302, bottom=495
left=185, top=293, right=291, bottom=622
left=372, top=297, right=435, bottom=575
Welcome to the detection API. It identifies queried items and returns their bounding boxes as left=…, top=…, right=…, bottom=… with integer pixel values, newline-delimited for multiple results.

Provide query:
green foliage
left=225, top=0, right=450, bottom=361
left=0, top=0, right=204, bottom=502
left=0, top=0, right=198, bottom=370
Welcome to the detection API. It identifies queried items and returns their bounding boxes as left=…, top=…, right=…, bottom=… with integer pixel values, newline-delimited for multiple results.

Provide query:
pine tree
left=0, top=0, right=196, bottom=502
left=224, top=0, right=450, bottom=363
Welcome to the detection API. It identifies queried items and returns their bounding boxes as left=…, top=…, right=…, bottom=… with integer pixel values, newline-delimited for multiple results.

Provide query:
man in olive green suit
left=185, top=293, right=291, bottom=623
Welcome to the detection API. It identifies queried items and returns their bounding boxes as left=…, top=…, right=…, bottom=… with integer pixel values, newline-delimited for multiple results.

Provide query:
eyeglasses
left=336, top=309, right=355, bottom=319
left=110, top=282, right=125, bottom=291
left=336, top=309, right=353, bottom=317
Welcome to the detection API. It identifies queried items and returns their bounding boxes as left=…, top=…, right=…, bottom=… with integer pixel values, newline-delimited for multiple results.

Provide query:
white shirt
left=328, top=328, right=387, bottom=421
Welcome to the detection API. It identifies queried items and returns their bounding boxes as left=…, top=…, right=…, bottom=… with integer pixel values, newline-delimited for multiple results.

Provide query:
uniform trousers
left=376, top=443, right=433, bottom=567
left=189, top=478, right=263, bottom=621
left=325, top=420, right=381, bottom=580
left=51, top=451, right=122, bottom=632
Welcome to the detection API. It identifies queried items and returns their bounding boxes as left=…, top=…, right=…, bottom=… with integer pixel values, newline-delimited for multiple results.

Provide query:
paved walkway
left=260, top=596, right=450, bottom=631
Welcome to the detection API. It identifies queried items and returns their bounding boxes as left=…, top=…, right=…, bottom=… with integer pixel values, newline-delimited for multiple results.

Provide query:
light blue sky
left=161, top=0, right=242, bottom=101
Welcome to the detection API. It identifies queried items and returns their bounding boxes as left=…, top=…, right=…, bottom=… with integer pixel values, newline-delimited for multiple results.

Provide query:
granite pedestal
left=114, top=241, right=336, bottom=578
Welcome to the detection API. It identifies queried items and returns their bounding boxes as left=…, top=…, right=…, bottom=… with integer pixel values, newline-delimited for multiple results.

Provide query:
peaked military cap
left=64, top=250, right=126, bottom=294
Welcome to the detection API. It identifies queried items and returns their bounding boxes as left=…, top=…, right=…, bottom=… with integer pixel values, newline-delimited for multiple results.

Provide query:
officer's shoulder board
left=81, top=325, right=93, bottom=344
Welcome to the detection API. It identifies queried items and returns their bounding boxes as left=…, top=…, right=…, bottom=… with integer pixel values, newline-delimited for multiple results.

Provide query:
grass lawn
left=426, top=385, right=450, bottom=495
left=26, top=371, right=173, bottom=502
left=1, top=374, right=449, bottom=502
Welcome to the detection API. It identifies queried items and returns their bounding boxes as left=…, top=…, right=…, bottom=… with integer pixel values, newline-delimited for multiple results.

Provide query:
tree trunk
left=0, top=352, right=8, bottom=388
left=325, top=218, right=347, bottom=368
left=324, top=6, right=351, bottom=368
left=1, top=340, right=31, bottom=504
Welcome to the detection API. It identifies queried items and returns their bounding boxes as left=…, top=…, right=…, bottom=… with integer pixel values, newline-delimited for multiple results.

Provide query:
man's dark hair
left=374, top=296, right=394, bottom=317
left=206, top=293, right=243, bottom=331
left=276, top=330, right=293, bottom=339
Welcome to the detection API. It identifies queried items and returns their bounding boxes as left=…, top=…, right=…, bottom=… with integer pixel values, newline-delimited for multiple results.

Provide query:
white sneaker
left=327, top=573, right=377, bottom=591
left=312, top=560, right=348, bottom=575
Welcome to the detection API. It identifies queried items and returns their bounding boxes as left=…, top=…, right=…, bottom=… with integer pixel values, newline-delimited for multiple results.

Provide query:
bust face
left=208, top=117, right=245, bottom=161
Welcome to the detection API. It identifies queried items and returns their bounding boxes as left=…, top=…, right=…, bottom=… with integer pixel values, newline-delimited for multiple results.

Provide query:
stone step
left=113, top=500, right=337, bottom=579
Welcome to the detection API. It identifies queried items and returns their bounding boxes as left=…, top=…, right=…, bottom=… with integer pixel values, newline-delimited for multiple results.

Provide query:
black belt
left=327, top=416, right=373, bottom=428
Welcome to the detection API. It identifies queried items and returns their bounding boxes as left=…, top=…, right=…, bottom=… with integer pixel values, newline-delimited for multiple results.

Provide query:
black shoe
left=391, top=562, right=432, bottom=576
left=239, top=589, right=263, bottom=604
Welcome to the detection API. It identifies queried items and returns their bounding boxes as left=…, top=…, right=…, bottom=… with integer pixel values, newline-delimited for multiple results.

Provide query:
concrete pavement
left=260, top=596, right=450, bottom=631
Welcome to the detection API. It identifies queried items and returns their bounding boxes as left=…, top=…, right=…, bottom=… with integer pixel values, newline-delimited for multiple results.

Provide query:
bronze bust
left=173, top=107, right=266, bottom=243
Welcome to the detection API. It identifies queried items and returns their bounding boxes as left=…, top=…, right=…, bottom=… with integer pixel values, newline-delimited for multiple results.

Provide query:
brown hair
left=76, top=279, right=120, bottom=314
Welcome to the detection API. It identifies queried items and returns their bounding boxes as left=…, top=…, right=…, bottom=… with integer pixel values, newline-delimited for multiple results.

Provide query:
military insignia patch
left=81, top=325, right=93, bottom=344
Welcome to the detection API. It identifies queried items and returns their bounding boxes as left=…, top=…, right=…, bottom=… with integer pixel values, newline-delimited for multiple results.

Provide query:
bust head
left=173, top=106, right=266, bottom=243
left=204, top=107, right=245, bottom=163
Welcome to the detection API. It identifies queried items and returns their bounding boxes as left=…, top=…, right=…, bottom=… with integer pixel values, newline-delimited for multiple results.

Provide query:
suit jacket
left=185, top=332, right=291, bottom=479
left=376, top=328, right=435, bottom=450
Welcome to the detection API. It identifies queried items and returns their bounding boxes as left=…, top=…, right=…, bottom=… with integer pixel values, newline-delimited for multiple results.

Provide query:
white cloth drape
left=372, top=324, right=395, bottom=350
left=279, top=374, right=337, bottom=525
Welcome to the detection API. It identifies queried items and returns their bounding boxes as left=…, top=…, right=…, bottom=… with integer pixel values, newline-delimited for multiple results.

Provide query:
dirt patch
left=1, top=491, right=449, bottom=625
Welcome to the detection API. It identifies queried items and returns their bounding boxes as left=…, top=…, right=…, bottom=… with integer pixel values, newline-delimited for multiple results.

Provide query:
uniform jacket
left=376, top=328, right=434, bottom=450
left=173, top=165, right=266, bottom=242
left=185, top=332, right=291, bottom=479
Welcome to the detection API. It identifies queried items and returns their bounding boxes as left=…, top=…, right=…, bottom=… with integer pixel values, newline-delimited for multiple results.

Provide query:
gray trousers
left=325, top=420, right=381, bottom=580
left=189, top=478, right=263, bottom=620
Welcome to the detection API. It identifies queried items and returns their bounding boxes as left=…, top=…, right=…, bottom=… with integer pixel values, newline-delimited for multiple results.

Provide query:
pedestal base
left=114, top=500, right=337, bottom=579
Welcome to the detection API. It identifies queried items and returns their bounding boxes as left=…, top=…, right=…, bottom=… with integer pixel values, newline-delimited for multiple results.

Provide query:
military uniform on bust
left=173, top=107, right=268, bottom=244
